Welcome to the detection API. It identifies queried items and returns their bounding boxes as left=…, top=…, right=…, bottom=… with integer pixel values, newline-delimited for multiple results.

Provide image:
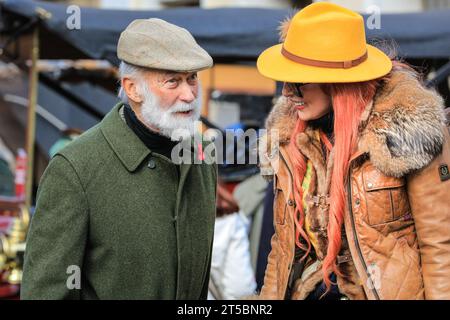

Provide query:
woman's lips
left=294, top=102, right=306, bottom=111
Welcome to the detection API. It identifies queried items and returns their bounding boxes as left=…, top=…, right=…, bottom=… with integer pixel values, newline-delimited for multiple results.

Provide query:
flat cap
left=117, top=18, right=213, bottom=72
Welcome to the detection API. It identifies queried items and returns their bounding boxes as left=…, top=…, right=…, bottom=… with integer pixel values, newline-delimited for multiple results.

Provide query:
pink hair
left=287, top=61, right=414, bottom=295
left=287, top=78, right=385, bottom=293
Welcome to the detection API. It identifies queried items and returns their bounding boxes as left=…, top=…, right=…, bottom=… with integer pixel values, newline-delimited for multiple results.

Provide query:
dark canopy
left=2, top=0, right=450, bottom=64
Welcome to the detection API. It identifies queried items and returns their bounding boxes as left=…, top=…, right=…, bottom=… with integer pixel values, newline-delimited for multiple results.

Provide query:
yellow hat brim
left=257, top=44, right=392, bottom=83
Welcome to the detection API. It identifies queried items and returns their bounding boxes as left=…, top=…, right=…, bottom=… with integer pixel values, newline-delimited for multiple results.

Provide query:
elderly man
left=21, top=19, right=217, bottom=299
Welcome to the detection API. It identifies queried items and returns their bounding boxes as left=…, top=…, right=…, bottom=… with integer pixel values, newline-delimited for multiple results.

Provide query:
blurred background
left=45, top=0, right=450, bottom=11
left=0, top=0, right=449, bottom=299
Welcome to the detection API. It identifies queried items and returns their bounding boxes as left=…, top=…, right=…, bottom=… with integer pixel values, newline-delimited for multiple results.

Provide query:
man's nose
left=179, top=83, right=196, bottom=103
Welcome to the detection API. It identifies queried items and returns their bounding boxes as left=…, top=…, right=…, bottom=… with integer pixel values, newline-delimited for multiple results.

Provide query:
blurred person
left=208, top=125, right=264, bottom=299
left=233, top=174, right=268, bottom=275
left=208, top=212, right=257, bottom=299
left=216, top=180, right=239, bottom=216
left=257, top=3, right=450, bottom=299
left=0, top=157, right=13, bottom=196
left=48, top=128, right=83, bottom=159
left=21, top=19, right=217, bottom=299
left=0, top=138, right=14, bottom=196
left=209, top=180, right=256, bottom=300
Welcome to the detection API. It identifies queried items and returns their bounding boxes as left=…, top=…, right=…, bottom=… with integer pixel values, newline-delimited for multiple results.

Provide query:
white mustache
left=169, top=102, right=197, bottom=113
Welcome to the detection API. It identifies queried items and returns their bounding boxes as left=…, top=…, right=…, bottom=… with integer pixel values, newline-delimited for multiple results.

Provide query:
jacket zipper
left=346, top=169, right=380, bottom=300
left=278, top=150, right=297, bottom=296
left=278, top=149, right=294, bottom=184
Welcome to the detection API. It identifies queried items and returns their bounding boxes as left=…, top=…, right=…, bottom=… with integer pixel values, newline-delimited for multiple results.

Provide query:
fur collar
left=260, top=69, right=446, bottom=178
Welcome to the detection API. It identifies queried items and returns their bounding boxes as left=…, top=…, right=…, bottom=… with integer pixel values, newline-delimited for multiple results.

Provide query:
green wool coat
left=21, top=103, right=217, bottom=300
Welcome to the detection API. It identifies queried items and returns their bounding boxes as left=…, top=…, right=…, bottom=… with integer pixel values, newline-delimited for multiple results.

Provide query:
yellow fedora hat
left=257, top=2, right=392, bottom=83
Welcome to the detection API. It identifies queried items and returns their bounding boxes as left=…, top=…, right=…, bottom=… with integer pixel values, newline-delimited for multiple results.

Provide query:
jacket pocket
left=362, top=163, right=411, bottom=226
left=377, top=235, right=424, bottom=299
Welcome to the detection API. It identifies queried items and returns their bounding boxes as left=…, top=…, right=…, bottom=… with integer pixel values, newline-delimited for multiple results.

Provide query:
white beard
left=139, top=84, right=201, bottom=141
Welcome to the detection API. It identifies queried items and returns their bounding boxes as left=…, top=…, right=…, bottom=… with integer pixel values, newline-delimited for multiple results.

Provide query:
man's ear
left=122, top=77, right=143, bottom=104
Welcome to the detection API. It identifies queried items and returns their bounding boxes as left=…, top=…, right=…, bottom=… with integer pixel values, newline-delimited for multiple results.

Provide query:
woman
left=257, top=2, right=450, bottom=300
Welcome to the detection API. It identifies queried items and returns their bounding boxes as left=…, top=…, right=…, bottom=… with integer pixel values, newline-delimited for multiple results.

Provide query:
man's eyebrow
left=156, top=72, right=178, bottom=82
left=163, top=71, right=178, bottom=77
left=160, top=71, right=196, bottom=81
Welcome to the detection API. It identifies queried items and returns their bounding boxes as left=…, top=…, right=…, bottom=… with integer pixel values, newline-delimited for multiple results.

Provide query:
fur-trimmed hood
left=260, top=68, right=446, bottom=178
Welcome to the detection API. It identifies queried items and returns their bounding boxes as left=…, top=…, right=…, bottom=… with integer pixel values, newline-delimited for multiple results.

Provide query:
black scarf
left=123, top=104, right=178, bottom=160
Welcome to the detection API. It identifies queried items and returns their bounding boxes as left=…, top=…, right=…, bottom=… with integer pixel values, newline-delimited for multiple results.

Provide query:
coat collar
left=100, top=102, right=151, bottom=172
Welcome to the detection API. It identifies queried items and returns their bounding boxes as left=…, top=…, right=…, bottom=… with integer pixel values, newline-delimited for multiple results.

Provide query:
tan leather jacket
left=258, top=69, right=450, bottom=300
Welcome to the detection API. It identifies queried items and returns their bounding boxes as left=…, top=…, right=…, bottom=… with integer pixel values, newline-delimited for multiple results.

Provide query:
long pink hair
left=287, top=61, right=415, bottom=293
left=287, top=79, right=380, bottom=291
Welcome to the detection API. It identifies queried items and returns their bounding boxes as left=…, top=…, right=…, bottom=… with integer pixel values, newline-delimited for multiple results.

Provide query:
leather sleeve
left=406, top=127, right=450, bottom=299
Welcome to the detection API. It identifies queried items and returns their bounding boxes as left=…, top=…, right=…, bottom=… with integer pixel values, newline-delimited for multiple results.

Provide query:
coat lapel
left=100, top=103, right=151, bottom=172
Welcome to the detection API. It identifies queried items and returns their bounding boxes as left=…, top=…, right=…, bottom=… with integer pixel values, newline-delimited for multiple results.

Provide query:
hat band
left=281, top=46, right=368, bottom=69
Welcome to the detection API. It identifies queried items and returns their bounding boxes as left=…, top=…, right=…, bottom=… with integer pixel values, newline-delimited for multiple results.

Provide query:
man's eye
left=167, top=79, right=178, bottom=84
left=188, top=74, right=198, bottom=83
